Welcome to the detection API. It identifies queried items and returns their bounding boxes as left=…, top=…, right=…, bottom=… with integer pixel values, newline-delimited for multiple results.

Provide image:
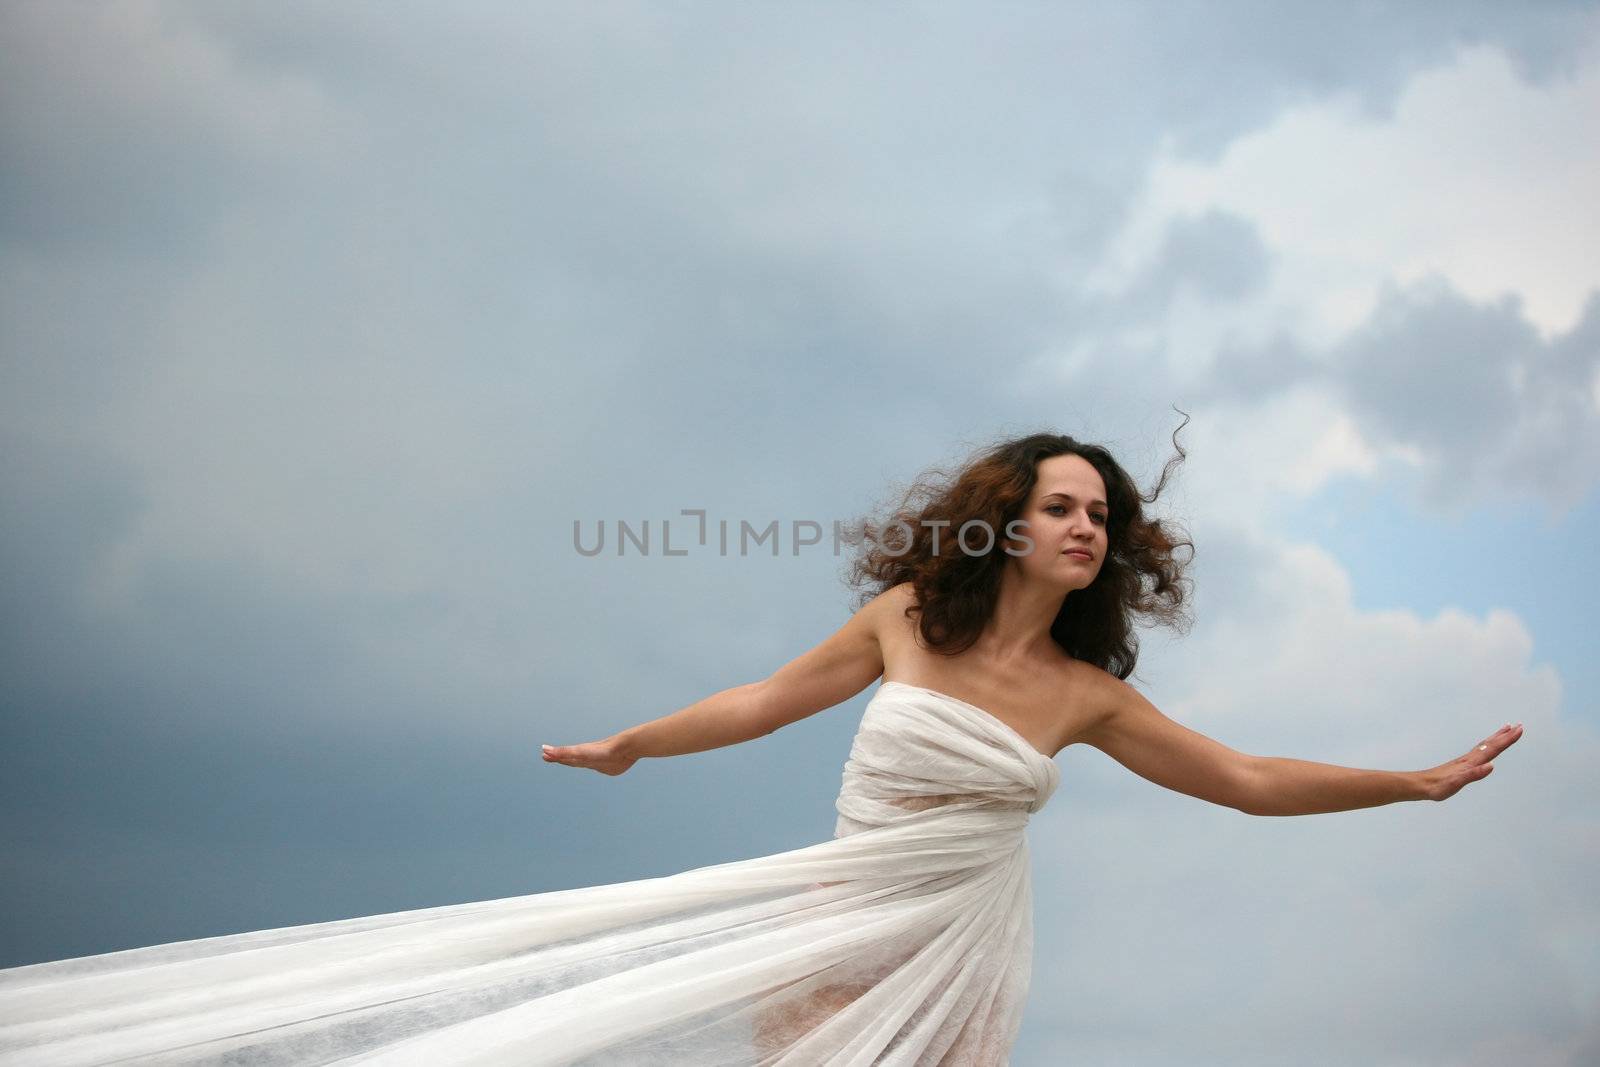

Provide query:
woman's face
left=1008, top=453, right=1109, bottom=589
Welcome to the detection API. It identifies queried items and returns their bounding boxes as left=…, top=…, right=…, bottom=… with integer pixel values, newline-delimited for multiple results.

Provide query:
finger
left=1472, top=726, right=1522, bottom=758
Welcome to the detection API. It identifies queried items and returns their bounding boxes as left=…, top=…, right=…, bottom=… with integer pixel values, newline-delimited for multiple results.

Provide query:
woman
left=0, top=426, right=1521, bottom=1065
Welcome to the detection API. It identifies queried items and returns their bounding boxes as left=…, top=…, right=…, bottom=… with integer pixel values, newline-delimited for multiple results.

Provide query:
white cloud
left=1148, top=385, right=1382, bottom=533
left=1087, top=25, right=1600, bottom=351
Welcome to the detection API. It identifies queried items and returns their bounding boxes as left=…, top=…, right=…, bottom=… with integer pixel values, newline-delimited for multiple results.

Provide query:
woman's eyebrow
left=1043, top=492, right=1108, bottom=508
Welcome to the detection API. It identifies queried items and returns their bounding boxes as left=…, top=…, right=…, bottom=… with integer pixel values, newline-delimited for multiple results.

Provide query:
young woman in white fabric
left=2, top=421, right=1522, bottom=1066
left=541, top=420, right=1522, bottom=1060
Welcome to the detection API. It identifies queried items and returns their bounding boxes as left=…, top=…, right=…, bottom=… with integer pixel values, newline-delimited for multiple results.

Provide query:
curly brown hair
left=843, top=414, right=1194, bottom=680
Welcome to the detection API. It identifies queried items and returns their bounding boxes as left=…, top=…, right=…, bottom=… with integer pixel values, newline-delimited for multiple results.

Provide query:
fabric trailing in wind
left=0, top=680, right=1060, bottom=1065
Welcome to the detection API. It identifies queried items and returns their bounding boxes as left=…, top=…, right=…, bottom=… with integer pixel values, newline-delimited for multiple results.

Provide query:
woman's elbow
left=1226, top=754, right=1266, bottom=816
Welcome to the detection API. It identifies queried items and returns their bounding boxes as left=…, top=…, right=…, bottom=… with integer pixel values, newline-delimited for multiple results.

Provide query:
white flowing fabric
left=0, top=681, right=1060, bottom=1066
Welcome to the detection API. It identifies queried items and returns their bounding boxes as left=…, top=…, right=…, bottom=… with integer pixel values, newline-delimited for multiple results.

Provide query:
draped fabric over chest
left=0, top=682, right=1060, bottom=1066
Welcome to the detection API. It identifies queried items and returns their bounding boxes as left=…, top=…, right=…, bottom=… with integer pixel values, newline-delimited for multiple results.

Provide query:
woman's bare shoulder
left=882, top=581, right=918, bottom=608
left=858, top=583, right=918, bottom=654
left=859, top=582, right=917, bottom=620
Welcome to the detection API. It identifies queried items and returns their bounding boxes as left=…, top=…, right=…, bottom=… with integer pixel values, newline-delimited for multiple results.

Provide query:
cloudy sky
left=2, top=2, right=1597, bottom=1063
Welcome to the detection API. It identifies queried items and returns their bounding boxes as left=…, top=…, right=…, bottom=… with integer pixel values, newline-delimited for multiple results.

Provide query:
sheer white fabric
left=0, top=681, right=1060, bottom=1066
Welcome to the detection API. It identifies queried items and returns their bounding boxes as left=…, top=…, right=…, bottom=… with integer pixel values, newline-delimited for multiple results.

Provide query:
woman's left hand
left=1420, top=722, right=1524, bottom=801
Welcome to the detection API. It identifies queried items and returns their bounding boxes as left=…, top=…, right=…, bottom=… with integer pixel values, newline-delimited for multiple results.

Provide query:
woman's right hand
left=540, top=737, right=637, bottom=776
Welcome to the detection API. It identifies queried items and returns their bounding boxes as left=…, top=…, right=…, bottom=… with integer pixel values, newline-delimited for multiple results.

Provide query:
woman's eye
left=1044, top=504, right=1107, bottom=523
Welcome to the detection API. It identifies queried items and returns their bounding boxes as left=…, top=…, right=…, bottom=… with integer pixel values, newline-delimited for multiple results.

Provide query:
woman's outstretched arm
left=540, top=591, right=893, bottom=775
left=1079, top=673, right=1524, bottom=816
left=1247, top=722, right=1523, bottom=815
